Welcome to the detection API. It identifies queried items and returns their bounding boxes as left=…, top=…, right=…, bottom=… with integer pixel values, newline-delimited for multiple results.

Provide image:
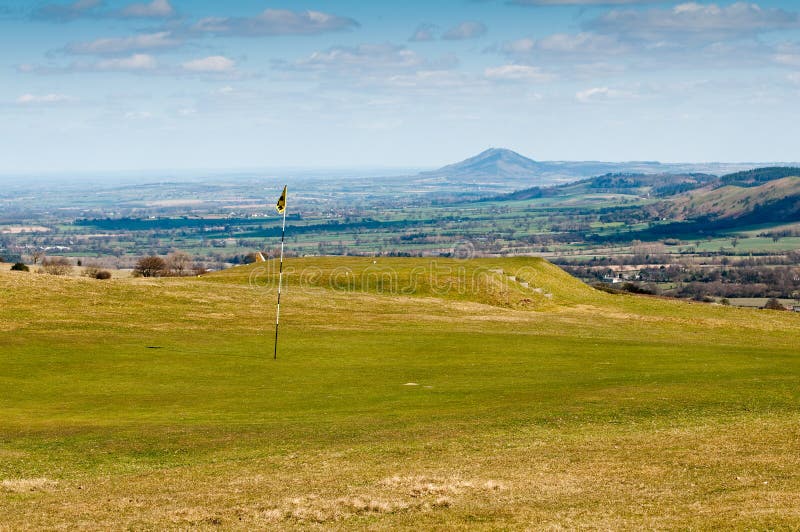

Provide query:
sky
left=2, top=0, right=800, bottom=174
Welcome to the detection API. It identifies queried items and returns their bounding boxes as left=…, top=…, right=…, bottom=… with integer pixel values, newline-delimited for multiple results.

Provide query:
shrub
left=764, top=298, right=786, bottom=311
left=11, top=262, right=29, bottom=272
left=592, top=282, right=624, bottom=295
left=82, top=264, right=102, bottom=278
left=94, top=270, right=112, bottom=280
left=592, top=282, right=657, bottom=296
left=41, top=257, right=73, bottom=276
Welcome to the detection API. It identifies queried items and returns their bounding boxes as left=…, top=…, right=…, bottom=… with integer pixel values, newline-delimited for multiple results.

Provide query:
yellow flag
left=276, top=185, right=287, bottom=214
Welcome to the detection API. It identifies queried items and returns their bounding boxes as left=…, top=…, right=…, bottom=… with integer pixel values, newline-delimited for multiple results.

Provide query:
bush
left=764, top=298, right=786, bottom=311
left=82, top=264, right=102, bottom=278
left=592, top=282, right=657, bottom=296
left=94, top=270, right=112, bottom=280
left=620, top=282, right=658, bottom=295
left=11, top=262, right=29, bottom=272
left=41, top=257, right=73, bottom=276
left=592, top=282, right=624, bottom=295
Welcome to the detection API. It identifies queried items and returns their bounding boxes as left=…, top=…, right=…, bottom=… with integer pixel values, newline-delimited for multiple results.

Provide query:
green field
left=2, top=258, right=800, bottom=529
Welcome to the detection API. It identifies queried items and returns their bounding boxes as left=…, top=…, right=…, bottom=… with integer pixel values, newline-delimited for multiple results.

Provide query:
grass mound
left=204, top=256, right=601, bottom=309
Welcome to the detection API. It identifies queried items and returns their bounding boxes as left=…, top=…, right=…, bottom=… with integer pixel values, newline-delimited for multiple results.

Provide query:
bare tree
left=134, top=256, right=167, bottom=278
left=166, top=251, right=192, bottom=276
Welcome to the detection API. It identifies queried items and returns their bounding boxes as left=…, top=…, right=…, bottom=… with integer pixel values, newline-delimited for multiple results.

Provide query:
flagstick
left=274, top=198, right=287, bottom=360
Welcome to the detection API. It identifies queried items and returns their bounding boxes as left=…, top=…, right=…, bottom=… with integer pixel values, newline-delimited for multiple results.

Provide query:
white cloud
left=380, top=70, right=484, bottom=92
left=586, top=2, right=800, bottom=41
left=65, top=32, right=181, bottom=55
left=16, top=93, right=74, bottom=105
left=123, top=110, right=154, bottom=119
left=537, top=32, right=629, bottom=54
left=499, top=38, right=535, bottom=55
left=492, top=6, right=798, bottom=74
left=484, top=64, right=555, bottom=82
left=120, top=0, right=174, bottom=18
left=576, top=86, right=634, bottom=102
left=512, top=0, right=666, bottom=4
left=279, top=43, right=456, bottom=75
left=774, top=43, right=800, bottom=67
left=409, top=24, right=437, bottom=42
left=443, top=21, right=487, bottom=41
left=182, top=56, right=236, bottom=73
left=32, top=0, right=175, bottom=21
left=19, top=53, right=245, bottom=78
left=32, top=0, right=101, bottom=22
left=192, top=9, right=358, bottom=37
left=95, top=54, right=159, bottom=71
left=777, top=54, right=800, bottom=67
left=499, top=32, right=629, bottom=59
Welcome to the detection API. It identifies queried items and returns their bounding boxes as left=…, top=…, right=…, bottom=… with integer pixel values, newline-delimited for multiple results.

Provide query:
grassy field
left=2, top=257, right=800, bottom=529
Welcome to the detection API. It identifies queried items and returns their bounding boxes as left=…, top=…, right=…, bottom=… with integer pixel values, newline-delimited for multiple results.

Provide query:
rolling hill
left=490, top=171, right=719, bottom=201
left=481, top=166, right=800, bottom=238
left=2, top=257, right=800, bottom=529
left=719, top=166, right=800, bottom=187
left=664, top=175, right=800, bottom=223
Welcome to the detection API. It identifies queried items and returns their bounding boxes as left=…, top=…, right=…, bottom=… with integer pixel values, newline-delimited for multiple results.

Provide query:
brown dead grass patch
left=1, top=478, right=58, bottom=493
left=248, top=474, right=503, bottom=525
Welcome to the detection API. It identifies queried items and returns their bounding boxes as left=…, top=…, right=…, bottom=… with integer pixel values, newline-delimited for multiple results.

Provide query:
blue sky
left=2, top=0, right=800, bottom=173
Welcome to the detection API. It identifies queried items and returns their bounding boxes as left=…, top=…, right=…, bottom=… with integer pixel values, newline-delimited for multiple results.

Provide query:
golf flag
left=276, top=186, right=287, bottom=214
left=274, top=184, right=288, bottom=360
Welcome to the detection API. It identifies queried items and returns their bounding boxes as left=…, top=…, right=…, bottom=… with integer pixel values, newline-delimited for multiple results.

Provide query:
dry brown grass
left=2, top=415, right=798, bottom=530
left=1, top=478, right=58, bottom=493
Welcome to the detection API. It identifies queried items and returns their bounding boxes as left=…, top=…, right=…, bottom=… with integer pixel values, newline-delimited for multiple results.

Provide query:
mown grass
left=1, top=257, right=799, bottom=530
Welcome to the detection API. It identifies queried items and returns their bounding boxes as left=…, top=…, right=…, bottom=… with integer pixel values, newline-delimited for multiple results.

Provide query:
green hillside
left=666, top=176, right=800, bottom=222
left=2, top=258, right=800, bottom=529
left=489, top=172, right=717, bottom=202
left=719, top=166, right=800, bottom=187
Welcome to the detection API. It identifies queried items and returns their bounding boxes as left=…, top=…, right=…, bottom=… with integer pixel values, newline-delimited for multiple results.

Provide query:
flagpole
left=274, top=191, right=287, bottom=360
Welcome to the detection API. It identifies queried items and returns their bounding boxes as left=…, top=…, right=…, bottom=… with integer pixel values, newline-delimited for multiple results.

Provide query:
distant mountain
left=418, top=148, right=546, bottom=183
left=407, top=148, right=771, bottom=194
